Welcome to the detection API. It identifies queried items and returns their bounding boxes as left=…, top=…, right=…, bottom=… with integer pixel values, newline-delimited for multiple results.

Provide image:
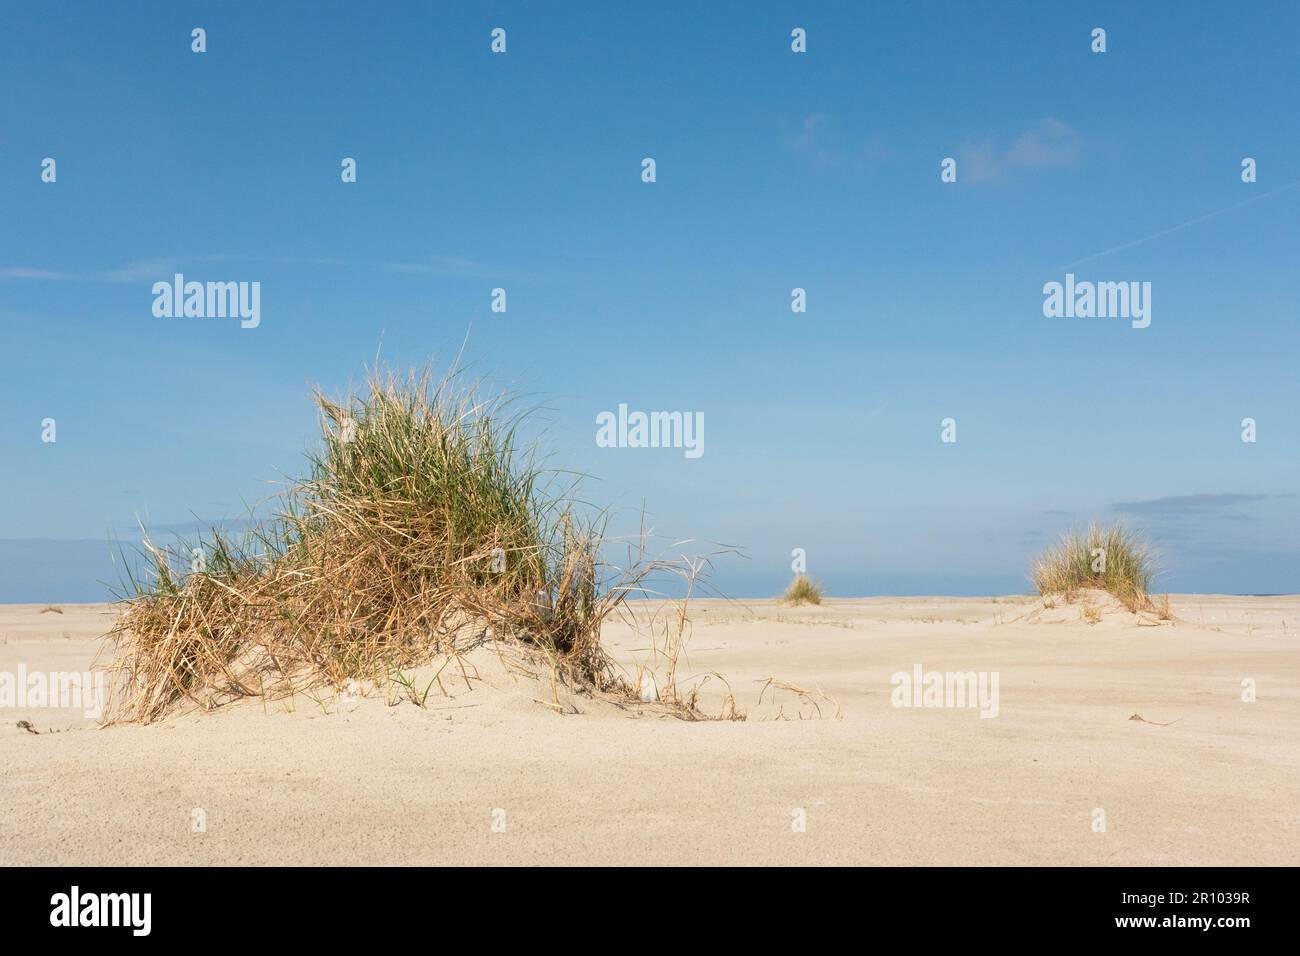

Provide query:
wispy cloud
left=961, top=118, right=1081, bottom=183
left=384, top=254, right=523, bottom=281
left=1111, top=493, right=1273, bottom=517
left=98, top=258, right=195, bottom=283
left=0, top=266, right=80, bottom=280
left=784, top=113, right=890, bottom=169
left=0, top=255, right=246, bottom=283
left=274, top=255, right=345, bottom=267
left=1063, top=179, right=1300, bottom=269
left=8, top=252, right=519, bottom=291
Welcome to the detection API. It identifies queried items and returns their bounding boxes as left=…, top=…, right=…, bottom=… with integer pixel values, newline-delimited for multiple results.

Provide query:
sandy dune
left=1, top=595, right=1297, bottom=866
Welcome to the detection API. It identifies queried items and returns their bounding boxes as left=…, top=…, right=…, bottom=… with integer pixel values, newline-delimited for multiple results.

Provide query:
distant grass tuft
left=1031, top=522, right=1156, bottom=613
left=782, top=574, right=824, bottom=606
left=1153, top=592, right=1174, bottom=621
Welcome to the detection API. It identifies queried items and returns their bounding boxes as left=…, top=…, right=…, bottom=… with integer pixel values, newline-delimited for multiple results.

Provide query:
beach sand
left=1, top=595, right=1296, bottom=866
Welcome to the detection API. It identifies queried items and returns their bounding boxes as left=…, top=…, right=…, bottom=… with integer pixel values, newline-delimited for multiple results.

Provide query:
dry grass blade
left=1128, top=712, right=1182, bottom=726
left=757, top=677, right=842, bottom=719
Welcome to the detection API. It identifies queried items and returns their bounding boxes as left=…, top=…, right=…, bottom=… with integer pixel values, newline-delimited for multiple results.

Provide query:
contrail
left=1062, top=179, right=1300, bottom=269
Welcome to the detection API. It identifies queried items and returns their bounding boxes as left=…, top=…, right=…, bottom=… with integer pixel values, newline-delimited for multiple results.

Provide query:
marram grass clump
left=1030, top=523, right=1157, bottom=613
left=105, top=365, right=677, bottom=723
left=782, top=574, right=824, bottom=606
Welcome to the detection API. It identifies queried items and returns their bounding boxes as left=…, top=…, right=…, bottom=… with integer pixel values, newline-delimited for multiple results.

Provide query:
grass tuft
left=1030, top=522, right=1157, bottom=613
left=104, top=363, right=702, bottom=723
left=781, top=574, right=824, bottom=606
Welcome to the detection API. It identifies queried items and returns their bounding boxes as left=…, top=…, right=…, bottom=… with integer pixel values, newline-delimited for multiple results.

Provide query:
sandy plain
left=1, top=594, right=1296, bottom=866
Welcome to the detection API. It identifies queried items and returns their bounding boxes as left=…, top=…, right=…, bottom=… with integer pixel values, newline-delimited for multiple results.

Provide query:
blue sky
left=2, top=1, right=1298, bottom=601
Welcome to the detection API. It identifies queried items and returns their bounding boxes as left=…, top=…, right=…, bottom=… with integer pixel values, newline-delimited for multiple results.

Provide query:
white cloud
left=785, top=113, right=890, bottom=169
left=960, top=118, right=1082, bottom=183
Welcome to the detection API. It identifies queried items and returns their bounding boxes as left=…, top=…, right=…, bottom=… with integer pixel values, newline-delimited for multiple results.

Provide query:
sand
left=1, top=594, right=1297, bottom=866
